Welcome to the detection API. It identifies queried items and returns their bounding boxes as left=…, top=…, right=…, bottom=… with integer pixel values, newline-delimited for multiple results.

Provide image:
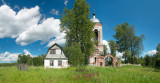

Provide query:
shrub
left=108, top=61, right=112, bottom=66
left=33, top=57, right=43, bottom=66
left=17, top=54, right=32, bottom=65
left=155, top=58, right=160, bottom=68
left=141, top=60, right=146, bottom=67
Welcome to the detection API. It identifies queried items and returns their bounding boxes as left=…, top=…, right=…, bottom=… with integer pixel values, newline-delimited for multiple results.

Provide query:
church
left=89, top=13, right=119, bottom=67
left=44, top=13, right=119, bottom=68
left=89, top=13, right=105, bottom=66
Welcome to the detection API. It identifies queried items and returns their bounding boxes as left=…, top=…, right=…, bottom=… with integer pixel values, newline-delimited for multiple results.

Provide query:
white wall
left=44, top=60, right=50, bottom=67
left=56, top=49, right=62, bottom=54
left=44, top=59, right=69, bottom=68
left=90, top=57, right=94, bottom=63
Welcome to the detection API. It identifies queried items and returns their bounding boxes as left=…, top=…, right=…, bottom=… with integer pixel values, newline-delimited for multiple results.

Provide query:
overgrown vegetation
left=0, top=65, right=160, bottom=83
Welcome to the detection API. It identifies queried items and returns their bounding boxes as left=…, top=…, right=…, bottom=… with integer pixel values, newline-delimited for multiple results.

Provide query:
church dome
left=90, top=13, right=100, bottom=23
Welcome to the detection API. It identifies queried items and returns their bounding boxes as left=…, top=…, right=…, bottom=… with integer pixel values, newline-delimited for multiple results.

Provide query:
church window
left=94, top=29, right=98, bottom=42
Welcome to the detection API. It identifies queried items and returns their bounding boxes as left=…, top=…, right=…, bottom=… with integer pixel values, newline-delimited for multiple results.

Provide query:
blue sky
left=0, top=0, right=160, bottom=63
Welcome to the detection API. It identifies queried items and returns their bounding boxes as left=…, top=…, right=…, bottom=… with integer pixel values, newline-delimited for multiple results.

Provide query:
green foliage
left=61, top=0, right=95, bottom=65
left=140, top=60, right=146, bottom=67
left=157, top=43, right=160, bottom=58
left=33, top=57, right=43, bottom=66
left=94, top=41, right=98, bottom=45
left=17, top=54, right=32, bottom=65
left=103, top=45, right=108, bottom=55
left=155, top=58, right=160, bottom=68
left=144, top=55, right=152, bottom=66
left=141, top=43, right=160, bottom=68
left=65, top=43, right=85, bottom=67
left=17, top=54, right=45, bottom=66
left=113, top=22, right=144, bottom=64
left=32, top=54, right=45, bottom=66
left=40, top=54, right=45, bottom=59
left=0, top=63, right=17, bottom=67
left=109, top=40, right=117, bottom=57
left=123, top=50, right=131, bottom=63
left=108, top=61, right=113, bottom=66
left=141, top=54, right=159, bottom=68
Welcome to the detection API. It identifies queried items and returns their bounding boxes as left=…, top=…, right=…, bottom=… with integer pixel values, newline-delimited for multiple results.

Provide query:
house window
left=58, top=60, right=62, bottom=66
left=50, top=49, right=56, bottom=54
left=50, top=60, right=54, bottom=66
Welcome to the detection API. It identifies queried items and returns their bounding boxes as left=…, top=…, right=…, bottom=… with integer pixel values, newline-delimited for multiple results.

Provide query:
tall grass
left=0, top=65, right=160, bottom=83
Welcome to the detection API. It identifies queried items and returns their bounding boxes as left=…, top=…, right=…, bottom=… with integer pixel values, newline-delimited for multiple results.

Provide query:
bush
left=108, top=61, right=112, bottom=66
left=141, top=60, right=146, bottom=67
left=155, top=58, right=160, bottom=68
left=65, top=43, right=85, bottom=67
left=33, top=57, right=43, bottom=66
left=17, top=54, right=32, bottom=65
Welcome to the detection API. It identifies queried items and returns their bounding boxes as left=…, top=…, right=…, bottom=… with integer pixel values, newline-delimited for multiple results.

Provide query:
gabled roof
left=45, top=43, right=67, bottom=59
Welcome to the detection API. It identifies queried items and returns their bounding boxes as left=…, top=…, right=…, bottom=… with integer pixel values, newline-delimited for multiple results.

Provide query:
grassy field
left=0, top=65, right=160, bottom=83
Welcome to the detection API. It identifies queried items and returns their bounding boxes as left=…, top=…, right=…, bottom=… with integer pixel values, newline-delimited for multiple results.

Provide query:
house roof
left=45, top=43, right=67, bottom=59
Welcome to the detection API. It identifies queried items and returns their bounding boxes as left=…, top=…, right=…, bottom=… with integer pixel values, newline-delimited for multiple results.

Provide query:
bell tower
left=90, top=13, right=104, bottom=55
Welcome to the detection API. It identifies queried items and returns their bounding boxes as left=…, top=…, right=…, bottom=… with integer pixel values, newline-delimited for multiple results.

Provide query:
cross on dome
left=90, top=12, right=100, bottom=23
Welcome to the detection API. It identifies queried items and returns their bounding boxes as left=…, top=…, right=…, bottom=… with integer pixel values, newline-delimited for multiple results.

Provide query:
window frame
left=50, top=49, right=56, bottom=54
left=58, top=60, right=62, bottom=66
left=50, top=60, right=54, bottom=66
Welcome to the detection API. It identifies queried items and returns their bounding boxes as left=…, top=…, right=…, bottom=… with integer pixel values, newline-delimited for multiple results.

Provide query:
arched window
left=94, top=29, right=98, bottom=42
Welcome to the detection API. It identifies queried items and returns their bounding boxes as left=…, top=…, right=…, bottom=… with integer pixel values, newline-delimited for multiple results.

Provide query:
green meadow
left=0, top=65, right=160, bottom=83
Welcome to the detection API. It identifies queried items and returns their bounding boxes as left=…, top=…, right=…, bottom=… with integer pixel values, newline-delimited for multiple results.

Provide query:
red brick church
left=89, top=13, right=119, bottom=67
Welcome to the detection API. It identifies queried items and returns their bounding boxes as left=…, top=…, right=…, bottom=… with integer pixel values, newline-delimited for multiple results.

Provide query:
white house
left=44, top=43, right=69, bottom=68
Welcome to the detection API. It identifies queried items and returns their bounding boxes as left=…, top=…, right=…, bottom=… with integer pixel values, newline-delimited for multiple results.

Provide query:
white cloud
left=0, top=49, right=36, bottom=63
left=64, top=0, right=68, bottom=6
left=0, top=5, right=40, bottom=38
left=47, top=32, right=66, bottom=47
left=116, top=52, right=123, bottom=58
left=13, top=5, right=20, bottom=10
left=50, top=9, right=59, bottom=15
left=103, top=40, right=111, bottom=53
left=144, top=50, right=157, bottom=55
left=0, top=51, right=20, bottom=63
left=16, top=18, right=63, bottom=46
left=103, top=40, right=123, bottom=58
left=23, top=49, right=36, bottom=57
left=0, top=4, right=64, bottom=46
left=24, top=49, right=31, bottom=55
